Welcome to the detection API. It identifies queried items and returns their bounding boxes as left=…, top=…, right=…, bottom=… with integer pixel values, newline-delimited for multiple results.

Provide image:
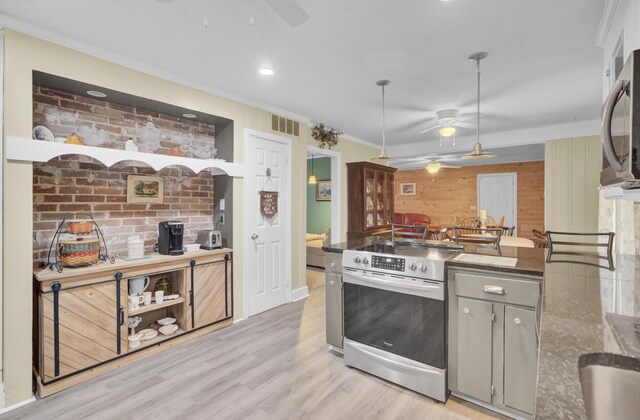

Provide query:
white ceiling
left=0, top=0, right=604, bottom=157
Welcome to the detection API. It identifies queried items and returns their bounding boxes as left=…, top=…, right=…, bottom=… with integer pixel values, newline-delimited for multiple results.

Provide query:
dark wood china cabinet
left=346, top=161, right=397, bottom=240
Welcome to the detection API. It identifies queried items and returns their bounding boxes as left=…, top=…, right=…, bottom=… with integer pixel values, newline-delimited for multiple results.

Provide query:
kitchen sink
left=578, top=353, right=640, bottom=420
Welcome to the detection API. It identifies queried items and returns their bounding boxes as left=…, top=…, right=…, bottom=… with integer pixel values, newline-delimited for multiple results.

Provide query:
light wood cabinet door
left=41, top=281, right=125, bottom=382
left=192, top=257, right=231, bottom=328
left=504, top=305, right=537, bottom=415
left=457, top=297, right=494, bottom=403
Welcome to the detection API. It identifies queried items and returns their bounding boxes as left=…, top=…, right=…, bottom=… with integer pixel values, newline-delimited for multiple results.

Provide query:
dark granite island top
left=535, top=252, right=640, bottom=419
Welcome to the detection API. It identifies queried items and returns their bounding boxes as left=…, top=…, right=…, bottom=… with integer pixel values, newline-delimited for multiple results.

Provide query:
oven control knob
left=362, top=257, right=369, bottom=265
left=410, top=262, right=417, bottom=271
left=420, top=263, right=428, bottom=272
left=353, top=256, right=362, bottom=264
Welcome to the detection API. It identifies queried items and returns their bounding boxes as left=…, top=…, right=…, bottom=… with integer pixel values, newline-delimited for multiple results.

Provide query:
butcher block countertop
left=34, top=248, right=232, bottom=287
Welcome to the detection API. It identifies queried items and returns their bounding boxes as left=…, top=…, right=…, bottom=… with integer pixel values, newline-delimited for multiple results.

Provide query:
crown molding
left=595, top=0, right=620, bottom=47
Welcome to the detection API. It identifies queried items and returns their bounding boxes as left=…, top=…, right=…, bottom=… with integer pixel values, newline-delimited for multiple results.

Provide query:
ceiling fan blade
left=455, top=122, right=476, bottom=129
left=418, top=124, right=442, bottom=135
left=264, top=0, right=310, bottom=27
left=440, top=165, right=462, bottom=169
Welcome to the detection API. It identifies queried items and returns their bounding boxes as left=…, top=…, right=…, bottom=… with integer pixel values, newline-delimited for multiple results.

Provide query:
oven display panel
left=371, top=255, right=405, bottom=271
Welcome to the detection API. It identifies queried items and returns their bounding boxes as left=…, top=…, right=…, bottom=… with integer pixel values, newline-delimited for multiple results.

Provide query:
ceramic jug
left=128, top=276, right=150, bottom=295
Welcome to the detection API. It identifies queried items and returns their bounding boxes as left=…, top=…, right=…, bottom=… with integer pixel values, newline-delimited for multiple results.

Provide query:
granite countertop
left=323, top=236, right=545, bottom=276
left=535, top=252, right=640, bottom=419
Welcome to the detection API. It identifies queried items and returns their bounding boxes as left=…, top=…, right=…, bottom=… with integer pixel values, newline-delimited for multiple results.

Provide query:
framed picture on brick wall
left=127, top=175, right=164, bottom=203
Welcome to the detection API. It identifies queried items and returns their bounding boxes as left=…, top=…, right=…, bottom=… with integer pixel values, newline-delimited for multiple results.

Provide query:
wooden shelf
left=6, top=136, right=245, bottom=177
left=134, top=328, right=185, bottom=350
left=128, top=297, right=185, bottom=316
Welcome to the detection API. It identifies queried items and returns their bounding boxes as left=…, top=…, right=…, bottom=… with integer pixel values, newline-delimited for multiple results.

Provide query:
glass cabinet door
left=385, top=173, right=394, bottom=224
left=375, top=172, right=385, bottom=227
left=364, top=170, right=376, bottom=229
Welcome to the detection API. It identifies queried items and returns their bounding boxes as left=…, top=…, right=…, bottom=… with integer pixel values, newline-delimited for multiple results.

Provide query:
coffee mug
left=155, top=290, right=164, bottom=304
left=128, top=294, right=144, bottom=310
left=143, top=291, right=152, bottom=306
left=129, top=276, right=150, bottom=295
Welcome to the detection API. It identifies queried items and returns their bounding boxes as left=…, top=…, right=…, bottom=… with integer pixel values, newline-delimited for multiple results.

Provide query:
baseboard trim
left=0, top=394, right=36, bottom=415
left=291, top=286, right=309, bottom=302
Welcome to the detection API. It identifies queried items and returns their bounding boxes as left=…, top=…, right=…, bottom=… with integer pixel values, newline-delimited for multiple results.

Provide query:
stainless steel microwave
left=601, top=49, right=640, bottom=188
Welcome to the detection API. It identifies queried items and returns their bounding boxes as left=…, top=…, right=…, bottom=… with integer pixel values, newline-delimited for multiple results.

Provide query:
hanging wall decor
left=260, top=191, right=279, bottom=217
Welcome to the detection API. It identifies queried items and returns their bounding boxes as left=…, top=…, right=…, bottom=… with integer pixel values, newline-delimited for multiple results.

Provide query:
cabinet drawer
left=455, top=272, right=540, bottom=307
left=325, top=252, right=343, bottom=273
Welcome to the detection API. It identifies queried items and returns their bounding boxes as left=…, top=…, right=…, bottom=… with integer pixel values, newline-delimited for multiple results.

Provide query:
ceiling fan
left=157, top=0, right=310, bottom=28
left=418, top=109, right=475, bottom=146
left=425, top=158, right=461, bottom=174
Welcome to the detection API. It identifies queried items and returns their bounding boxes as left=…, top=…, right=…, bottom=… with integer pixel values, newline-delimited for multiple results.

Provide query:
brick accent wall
left=33, top=86, right=216, bottom=157
left=33, top=157, right=214, bottom=266
left=32, top=87, right=217, bottom=267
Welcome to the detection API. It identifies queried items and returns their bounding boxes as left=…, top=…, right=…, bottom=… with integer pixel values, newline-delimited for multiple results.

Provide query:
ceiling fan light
left=426, top=165, right=440, bottom=174
left=438, top=126, right=456, bottom=137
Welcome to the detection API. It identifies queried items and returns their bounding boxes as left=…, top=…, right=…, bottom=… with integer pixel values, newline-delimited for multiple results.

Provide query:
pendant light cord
left=476, top=58, right=480, bottom=146
left=381, top=84, right=386, bottom=150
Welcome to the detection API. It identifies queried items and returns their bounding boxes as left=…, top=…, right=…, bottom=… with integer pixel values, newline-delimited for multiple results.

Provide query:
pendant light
left=371, top=79, right=395, bottom=164
left=308, top=154, right=317, bottom=184
left=462, top=52, right=496, bottom=160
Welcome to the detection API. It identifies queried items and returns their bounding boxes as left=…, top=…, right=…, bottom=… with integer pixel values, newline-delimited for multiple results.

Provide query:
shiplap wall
left=544, top=136, right=601, bottom=233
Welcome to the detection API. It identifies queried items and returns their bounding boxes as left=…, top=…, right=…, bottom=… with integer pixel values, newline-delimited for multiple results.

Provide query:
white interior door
left=245, top=131, right=290, bottom=317
left=477, top=173, right=517, bottom=234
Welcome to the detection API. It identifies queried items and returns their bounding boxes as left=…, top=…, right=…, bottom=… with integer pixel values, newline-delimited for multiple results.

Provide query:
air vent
left=271, top=114, right=300, bottom=136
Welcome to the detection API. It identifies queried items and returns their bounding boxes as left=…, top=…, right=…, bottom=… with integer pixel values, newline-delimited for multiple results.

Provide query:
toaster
left=197, top=230, right=222, bottom=250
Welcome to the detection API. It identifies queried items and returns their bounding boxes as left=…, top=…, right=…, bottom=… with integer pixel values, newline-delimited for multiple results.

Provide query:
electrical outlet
left=219, top=214, right=224, bottom=225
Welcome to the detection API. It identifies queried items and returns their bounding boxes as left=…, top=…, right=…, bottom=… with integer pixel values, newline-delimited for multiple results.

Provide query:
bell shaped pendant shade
left=308, top=154, right=317, bottom=184
left=371, top=80, right=395, bottom=164
left=462, top=52, right=496, bottom=160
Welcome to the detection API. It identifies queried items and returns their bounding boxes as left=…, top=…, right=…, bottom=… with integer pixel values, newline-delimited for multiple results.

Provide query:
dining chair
left=497, top=216, right=505, bottom=227
left=453, top=227, right=502, bottom=248
left=532, top=229, right=548, bottom=248
left=501, top=226, right=515, bottom=237
left=484, top=215, right=496, bottom=226
left=427, top=227, right=449, bottom=241
left=459, top=217, right=482, bottom=235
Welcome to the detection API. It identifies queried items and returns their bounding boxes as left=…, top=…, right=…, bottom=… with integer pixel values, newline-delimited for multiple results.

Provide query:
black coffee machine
left=158, top=221, right=184, bottom=255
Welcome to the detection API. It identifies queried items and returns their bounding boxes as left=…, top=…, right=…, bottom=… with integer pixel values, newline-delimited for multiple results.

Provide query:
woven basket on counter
left=58, top=238, right=101, bottom=266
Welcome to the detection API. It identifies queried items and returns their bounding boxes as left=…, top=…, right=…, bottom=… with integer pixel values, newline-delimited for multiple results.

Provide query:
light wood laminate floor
left=4, top=286, right=503, bottom=420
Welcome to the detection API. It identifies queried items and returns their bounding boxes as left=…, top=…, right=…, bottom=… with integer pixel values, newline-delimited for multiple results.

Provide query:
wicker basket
left=58, top=239, right=101, bottom=266
left=65, top=220, right=94, bottom=235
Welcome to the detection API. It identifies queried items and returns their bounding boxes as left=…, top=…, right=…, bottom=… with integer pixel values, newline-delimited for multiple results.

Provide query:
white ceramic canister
left=127, top=235, right=145, bottom=258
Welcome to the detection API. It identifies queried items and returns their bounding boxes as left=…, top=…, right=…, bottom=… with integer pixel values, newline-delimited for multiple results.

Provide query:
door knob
left=514, top=317, right=522, bottom=325
left=463, top=307, right=470, bottom=314
left=251, top=234, right=259, bottom=240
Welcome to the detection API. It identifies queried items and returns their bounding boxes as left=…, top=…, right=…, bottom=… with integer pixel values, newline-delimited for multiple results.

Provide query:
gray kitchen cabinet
left=448, top=267, right=541, bottom=418
left=457, top=297, right=493, bottom=403
left=504, top=305, right=537, bottom=415
left=325, top=251, right=343, bottom=348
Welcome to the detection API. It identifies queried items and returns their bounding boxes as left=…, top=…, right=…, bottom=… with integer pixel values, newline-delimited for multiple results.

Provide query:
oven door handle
left=347, top=339, right=442, bottom=376
left=344, top=270, right=441, bottom=293
left=601, top=79, right=627, bottom=172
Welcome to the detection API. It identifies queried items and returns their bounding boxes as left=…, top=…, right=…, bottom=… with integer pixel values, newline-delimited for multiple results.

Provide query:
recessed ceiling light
left=182, top=113, right=197, bottom=119
left=86, top=90, right=107, bottom=98
left=259, top=68, right=275, bottom=76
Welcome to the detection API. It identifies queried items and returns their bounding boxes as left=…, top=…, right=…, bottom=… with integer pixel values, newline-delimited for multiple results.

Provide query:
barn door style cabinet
left=346, top=161, right=397, bottom=240
left=34, top=249, right=233, bottom=397
left=448, top=267, right=541, bottom=418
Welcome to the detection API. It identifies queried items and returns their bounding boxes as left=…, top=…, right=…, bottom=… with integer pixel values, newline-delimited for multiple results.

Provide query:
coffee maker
left=158, top=221, right=184, bottom=255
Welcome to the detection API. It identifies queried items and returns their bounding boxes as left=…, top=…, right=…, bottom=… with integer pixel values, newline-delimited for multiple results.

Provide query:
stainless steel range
left=342, top=240, right=461, bottom=402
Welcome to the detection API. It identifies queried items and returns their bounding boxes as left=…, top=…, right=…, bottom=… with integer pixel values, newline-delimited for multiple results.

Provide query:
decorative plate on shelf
left=33, top=126, right=54, bottom=142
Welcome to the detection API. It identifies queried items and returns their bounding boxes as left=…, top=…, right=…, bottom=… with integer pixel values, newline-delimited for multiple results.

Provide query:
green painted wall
left=307, top=157, right=331, bottom=234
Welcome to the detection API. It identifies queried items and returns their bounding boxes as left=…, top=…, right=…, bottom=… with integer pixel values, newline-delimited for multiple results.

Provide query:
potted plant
left=312, top=123, right=342, bottom=150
